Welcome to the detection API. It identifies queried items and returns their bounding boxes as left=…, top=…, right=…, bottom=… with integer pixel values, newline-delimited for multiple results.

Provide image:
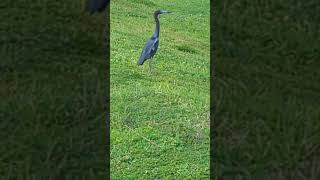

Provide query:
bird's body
left=85, top=0, right=109, bottom=14
left=137, top=10, right=171, bottom=71
left=137, top=36, right=159, bottom=65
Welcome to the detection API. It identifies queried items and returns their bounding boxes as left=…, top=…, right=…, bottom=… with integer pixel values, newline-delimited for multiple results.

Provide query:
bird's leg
left=148, top=59, right=152, bottom=73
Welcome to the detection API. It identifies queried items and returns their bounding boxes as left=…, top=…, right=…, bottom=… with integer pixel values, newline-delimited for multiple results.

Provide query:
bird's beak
left=162, top=10, right=172, bottom=14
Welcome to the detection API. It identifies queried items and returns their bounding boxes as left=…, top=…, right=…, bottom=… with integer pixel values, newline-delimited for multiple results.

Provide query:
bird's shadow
left=122, top=116, right=137, bottom=129
left=175, top=45, right=198, bottom=54
left=134, top=65, right=159, bottom=79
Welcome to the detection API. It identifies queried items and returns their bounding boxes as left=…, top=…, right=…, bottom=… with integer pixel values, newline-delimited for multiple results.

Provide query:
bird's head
left=154, top=10, right=172, bottom=18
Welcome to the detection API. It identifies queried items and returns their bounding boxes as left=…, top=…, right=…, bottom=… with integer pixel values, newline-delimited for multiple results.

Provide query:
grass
left=110, top=0, right=210, bottom=179
left=1, top=0, right=108, bottom=178
left=3, top=0, right=317, bottom=179
left=213, top=0, right=320, bottom=179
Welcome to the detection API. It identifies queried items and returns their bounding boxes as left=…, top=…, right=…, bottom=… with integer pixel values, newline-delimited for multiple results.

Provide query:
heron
left=137, top=10, right=171, bottom=72
left=85, top=0, right=110, bottom=14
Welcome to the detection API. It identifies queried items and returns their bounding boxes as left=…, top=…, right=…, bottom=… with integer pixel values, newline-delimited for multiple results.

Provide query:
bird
left=137, top=10, right=171, bottom=72
left=85, top=0, right=110, bottom=14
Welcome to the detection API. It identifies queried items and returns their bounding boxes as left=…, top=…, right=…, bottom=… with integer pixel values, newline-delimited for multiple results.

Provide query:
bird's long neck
left=154, top=15, right=160, bottom=37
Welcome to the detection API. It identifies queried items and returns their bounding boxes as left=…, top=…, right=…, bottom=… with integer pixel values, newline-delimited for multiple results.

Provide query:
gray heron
left=137, top=10, right=171, bottom=72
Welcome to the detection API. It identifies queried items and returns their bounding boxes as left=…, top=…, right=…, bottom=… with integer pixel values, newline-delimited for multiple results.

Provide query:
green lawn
left=110, top=0, right=210, bottom=179
left=213, top=1, right=320, bottom=179
left=1, top=1, right=108, bottom=178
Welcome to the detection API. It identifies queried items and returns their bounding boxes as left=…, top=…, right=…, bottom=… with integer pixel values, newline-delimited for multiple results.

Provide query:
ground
left=110, top=0, right=210, bottom=179
left=1, top=0, right=320, bottom=179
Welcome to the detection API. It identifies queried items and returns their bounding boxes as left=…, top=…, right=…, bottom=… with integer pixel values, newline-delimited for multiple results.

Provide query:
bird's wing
left=138, top=37, right=159, bottom=65
left=143, top=37, right=159, bottom=58
left=150, top=38, right=159, bottom=55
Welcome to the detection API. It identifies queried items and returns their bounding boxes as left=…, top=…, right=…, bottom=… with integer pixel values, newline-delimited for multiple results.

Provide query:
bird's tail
left=137, top=57, right=145, bottom=65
